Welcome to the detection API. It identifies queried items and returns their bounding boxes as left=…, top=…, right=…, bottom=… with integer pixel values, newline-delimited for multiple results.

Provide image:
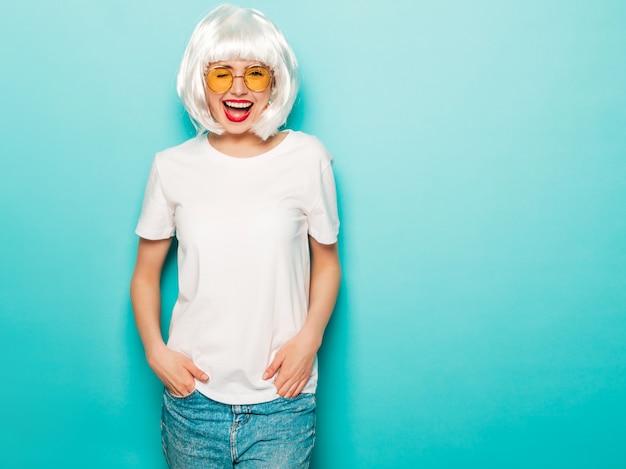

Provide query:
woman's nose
left=230, top=75, right=248, bottom=94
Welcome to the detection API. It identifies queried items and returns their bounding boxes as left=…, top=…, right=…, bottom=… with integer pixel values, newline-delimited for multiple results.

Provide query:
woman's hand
left=131, top=238, right=209, bottom=397
left=147, top=344, right=209, bottom=397
left=263, top=238, right=341, bottom=398
left=263, top=331, right=321, bottom=398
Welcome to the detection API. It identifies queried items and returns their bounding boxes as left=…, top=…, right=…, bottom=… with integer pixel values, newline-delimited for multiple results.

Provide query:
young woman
left=130, top=5, right=341, bottom=468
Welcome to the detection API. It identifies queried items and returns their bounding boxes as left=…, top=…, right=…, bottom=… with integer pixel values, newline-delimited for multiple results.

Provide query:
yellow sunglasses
left=205, top=65, right=272, bottom=93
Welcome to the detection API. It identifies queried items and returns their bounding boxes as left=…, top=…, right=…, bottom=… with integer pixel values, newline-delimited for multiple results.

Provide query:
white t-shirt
left=135, top=130, right=339, bottom=404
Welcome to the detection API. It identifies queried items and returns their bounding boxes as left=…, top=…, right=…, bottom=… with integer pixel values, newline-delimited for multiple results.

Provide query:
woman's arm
left=263, top=236, right=341, bottom=397
left=130, top=237, right=208, bottom=396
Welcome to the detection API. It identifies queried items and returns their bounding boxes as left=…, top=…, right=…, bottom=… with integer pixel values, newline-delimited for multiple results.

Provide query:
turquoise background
left=1, top=0, right=625, bottom=467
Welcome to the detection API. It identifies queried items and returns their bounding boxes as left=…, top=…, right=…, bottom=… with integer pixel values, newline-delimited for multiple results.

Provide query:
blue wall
left=1, top=1, right=625, bottom=467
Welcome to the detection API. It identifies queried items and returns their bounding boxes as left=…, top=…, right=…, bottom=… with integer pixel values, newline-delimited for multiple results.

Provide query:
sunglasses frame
left=205, top=65, right=273, bottom=93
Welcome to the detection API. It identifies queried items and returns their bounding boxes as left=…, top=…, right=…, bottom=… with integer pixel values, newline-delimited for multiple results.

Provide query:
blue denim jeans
left=161, top=388, right=316, bottom=468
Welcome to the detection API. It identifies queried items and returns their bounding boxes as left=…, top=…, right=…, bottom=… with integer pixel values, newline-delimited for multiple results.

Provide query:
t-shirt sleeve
left=308, top=161, right=340, bottom=244
left=135, top=159, right=175, bottom=240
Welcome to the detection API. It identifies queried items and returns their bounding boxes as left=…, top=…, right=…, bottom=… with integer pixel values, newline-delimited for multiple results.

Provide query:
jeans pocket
left=274, top=392, right=316, bottom=414
left=164, top=386, right=198, bottom=401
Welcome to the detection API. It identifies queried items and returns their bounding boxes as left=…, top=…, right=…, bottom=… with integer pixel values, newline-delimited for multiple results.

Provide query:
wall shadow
left=310, top=170, right=355, bottom=467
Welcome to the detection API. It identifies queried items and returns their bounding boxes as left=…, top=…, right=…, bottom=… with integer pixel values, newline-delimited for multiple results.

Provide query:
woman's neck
left=208, top=131, right=288, bottom=158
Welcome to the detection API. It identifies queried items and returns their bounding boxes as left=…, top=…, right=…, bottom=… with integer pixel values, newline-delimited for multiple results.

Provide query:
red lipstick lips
left=223, top=100, right=253, bottom=123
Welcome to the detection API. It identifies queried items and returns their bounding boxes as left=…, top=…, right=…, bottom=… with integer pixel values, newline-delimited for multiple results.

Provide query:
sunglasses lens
left=244, top=66, right=271, bottom=91
left=206, top=68, right=233, bottom=92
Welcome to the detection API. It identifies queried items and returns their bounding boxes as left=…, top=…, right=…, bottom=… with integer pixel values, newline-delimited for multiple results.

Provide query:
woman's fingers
left=264, top=335, right=317, bottom=397
left=151, top=347, right=208, bottom=394
left=263, top=351, right=284, bottom=380
left=183, top=357, right=210, bottom=382
left=282, top=380, right=301, bottom=399
left=277, top=376, right=308, bottom=398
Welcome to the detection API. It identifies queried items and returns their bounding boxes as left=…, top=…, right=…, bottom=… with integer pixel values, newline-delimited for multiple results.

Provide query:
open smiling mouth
left=223, top=100, right=253, bottom=123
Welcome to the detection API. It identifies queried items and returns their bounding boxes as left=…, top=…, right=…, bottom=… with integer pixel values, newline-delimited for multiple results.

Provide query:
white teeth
left=225, top=101, right=252, bottom=109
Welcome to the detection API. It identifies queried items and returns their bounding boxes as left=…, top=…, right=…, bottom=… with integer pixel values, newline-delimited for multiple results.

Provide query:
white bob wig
left=177, top=4, right=299, bottom=141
